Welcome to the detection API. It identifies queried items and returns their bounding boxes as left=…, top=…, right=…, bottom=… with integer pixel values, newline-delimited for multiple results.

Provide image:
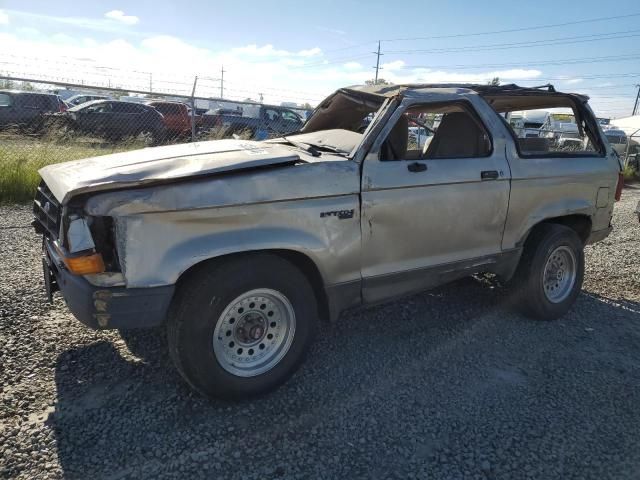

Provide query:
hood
left=39, top=139, right=301, bottom=204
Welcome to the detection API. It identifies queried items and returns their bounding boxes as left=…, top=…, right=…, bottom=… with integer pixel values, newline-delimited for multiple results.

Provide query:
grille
left=33, top=181, right=61, bottom=239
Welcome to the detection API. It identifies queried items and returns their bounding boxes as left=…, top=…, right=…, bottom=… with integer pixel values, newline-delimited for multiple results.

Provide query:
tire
left=166, top=254, right=318, bottom=400
left=511, top=224, right=585, bottom=320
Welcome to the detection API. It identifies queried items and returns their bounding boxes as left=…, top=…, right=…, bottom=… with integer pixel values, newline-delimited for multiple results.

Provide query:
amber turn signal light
left=64, top=253, right=105, bottom=275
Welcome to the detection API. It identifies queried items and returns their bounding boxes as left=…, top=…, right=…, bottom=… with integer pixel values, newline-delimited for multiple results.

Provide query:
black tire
left=166, top=254, right=318, bottom=400
left=511, top=224, right=585, bottom=320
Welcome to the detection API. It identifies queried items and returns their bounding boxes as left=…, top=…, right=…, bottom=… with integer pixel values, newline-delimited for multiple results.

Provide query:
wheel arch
left=522, top=214, right=592, bottom=247
left=174, top=249, right=331, bottom=322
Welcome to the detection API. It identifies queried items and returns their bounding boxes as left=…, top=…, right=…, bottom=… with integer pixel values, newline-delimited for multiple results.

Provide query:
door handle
left=407, top=162, right=427, bottom=173
left=481, top=170, right=499, bottom=180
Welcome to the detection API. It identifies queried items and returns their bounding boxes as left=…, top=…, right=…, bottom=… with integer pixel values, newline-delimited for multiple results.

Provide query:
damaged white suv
left=34, top=84, right=623, bottom=399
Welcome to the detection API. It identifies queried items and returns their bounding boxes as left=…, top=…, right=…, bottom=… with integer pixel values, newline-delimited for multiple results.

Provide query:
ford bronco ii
left=34, top=83, right=623, bottom=399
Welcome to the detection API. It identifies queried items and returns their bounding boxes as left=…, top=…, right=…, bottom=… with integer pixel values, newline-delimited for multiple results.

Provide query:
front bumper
left=44, top=240, right=174, bottom=330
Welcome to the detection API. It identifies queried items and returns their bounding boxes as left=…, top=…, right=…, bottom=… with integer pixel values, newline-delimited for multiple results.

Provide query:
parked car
left=145, top=100, right=193, bottom=139
left=603, top=128, right=628, bottom=156
left=508, top=109, right=548, bottom=138
left=34, top=83, right=622, bottom=400
left=203, top=104, right=304, bottom=139
left=49, top=100, right=166, bottom=144
left=65, top=94, right=110, bottom=107
left=0, top=90, right=66, bottom=129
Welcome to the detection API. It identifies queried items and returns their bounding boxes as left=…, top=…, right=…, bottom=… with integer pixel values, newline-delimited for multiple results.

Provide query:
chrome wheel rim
left=213, top=289, right=296, bottom=377
left=542, top=245, right=577, bottom=303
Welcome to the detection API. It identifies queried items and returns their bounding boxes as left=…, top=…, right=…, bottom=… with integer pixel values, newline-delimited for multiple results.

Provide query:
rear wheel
left=511, top=224, right=585, bottom=320
left=167, top=254, right=317, bottom=400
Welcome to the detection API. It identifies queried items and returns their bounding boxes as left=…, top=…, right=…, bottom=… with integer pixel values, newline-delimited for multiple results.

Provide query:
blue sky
left=0, top=0, right=639, bottom=116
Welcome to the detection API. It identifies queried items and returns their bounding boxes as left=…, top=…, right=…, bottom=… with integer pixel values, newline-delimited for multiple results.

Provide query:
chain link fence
left=0, top=77, right=313, bottom=203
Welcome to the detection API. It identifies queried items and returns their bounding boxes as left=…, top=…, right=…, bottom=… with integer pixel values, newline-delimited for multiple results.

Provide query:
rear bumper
left=45, top=241, right=174, bottom=330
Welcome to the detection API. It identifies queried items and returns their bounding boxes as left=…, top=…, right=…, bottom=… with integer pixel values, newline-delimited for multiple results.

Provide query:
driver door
left=360, top=95, right=512, bottom=303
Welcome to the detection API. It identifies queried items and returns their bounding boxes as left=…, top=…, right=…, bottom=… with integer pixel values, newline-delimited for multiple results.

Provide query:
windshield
left=269, top=129, right=363, bottom=157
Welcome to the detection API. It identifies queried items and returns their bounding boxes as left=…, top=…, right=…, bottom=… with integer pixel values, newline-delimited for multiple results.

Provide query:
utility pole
left=633, top=84, right=640, bottom=116
left=149, top=72, right=153, bottom=93
left=373, top=41, right=383, bottom=84
left=220, top=65, right=225, bottom=99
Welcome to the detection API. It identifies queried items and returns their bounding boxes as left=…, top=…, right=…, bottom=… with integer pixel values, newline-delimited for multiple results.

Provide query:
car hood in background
left=39, top=139, right=302, bottom=204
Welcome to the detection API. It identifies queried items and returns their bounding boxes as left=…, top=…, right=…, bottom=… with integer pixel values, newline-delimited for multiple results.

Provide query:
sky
left=0, top=0, right=639, bottom=117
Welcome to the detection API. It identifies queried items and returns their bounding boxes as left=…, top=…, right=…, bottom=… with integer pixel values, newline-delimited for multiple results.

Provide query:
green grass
left=623, top=164, right=639, bottom=183
left=0, top=135, right=143, bottom=204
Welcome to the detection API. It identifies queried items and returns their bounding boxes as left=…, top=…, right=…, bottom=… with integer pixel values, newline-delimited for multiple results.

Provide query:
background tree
left=488, top=77, right=500, bottom=86
left=365, top=78, right=392, bottom=86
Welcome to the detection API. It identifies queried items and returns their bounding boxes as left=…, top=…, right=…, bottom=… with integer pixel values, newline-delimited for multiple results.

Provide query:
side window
left=84, top=102, right=111, bottom=114
left=263, top=109, right=281, bottom=121
left=282, top=110, right=300, bottom=122
left=21, top=94, right=52, bottom=110
left=112, top=103, right=145, bottom=114
left=380, top=102, right=492, bottom=161
left=0, top=93, right=13, bottom=107
left=502, top=106, right=600, bottom=156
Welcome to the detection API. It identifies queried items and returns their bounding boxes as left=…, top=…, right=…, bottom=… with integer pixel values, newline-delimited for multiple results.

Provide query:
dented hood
left=39, top=139, right=301, bottom=204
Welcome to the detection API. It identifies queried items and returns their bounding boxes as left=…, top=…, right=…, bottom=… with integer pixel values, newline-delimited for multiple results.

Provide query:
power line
left=399, top=53, right=640, bottom=71
left=319, top=12, right=640, bottom=54
left=385, top=29, right=640, bottom=55
left=382, top=12, right=640, bottom=43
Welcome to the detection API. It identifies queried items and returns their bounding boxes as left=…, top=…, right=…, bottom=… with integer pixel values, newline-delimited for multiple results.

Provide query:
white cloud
left=0, top=10, right=9, bottom=25
left=381, top=60, right=405, bottom=71
left=343, top=62, right=362, bottom=70
left=565, top=78, right=584, bottom=85
left=5, top=10, right=144, bottom=35
left=298, top=47, right=322, bottom=57
left=0, top=29, right=559, bottom=110
left=232, top=44, right=322, bottom=58
left=104, top=10, right=139, bottom=26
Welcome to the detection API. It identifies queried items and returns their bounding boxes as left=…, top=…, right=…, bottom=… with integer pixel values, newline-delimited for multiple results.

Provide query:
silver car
left=34, top=83, right=623, bottom=399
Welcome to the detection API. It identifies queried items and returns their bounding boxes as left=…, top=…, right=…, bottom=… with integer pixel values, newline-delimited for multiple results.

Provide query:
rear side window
left=19, top=94, right=56, bottom=111
left=112, top=103, right=145, bottom=114
left=152, top=103, right=182, bottom=115
left=484, top=94, right=605, bottom=157
left=605, top=134, right=626, bottom=145
left=0, top=93, right=12, bottom=107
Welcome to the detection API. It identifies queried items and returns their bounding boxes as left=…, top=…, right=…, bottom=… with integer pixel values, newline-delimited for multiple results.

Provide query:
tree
left=19, top=81, right=36, bottom=91
left=0, top=78, right=15, bottom=89
left=300, top=102, right=313, bottom=110
left=488, top=77, right=500, bottom=86
left=365, top=78, right=392, bottom=86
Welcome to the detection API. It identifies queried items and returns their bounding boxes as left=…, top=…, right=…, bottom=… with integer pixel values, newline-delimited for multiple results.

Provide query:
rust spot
left=94, top=300, right=108, bottom=312
left=93, top=290, right=113, bottom=301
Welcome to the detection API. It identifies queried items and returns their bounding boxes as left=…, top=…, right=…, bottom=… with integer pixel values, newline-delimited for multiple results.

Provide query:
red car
left=146, top=101, right=194, bottom=139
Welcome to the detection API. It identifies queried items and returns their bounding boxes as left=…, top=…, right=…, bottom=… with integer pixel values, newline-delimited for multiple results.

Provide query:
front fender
left=113, top=197, right=361, bottom=290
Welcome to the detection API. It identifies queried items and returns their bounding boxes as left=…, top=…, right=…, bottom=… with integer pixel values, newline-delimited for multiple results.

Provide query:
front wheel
left=511, top=224, right=585, bottom=320
left=166, top=254, right=317, bottom=400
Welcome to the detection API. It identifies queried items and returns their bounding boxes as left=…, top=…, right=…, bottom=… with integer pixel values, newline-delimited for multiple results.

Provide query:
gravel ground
left=1, top=189, right=639, bottom=480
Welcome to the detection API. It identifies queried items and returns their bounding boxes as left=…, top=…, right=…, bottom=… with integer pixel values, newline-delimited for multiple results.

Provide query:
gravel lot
left=1, top=188, right=639, bottom=480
